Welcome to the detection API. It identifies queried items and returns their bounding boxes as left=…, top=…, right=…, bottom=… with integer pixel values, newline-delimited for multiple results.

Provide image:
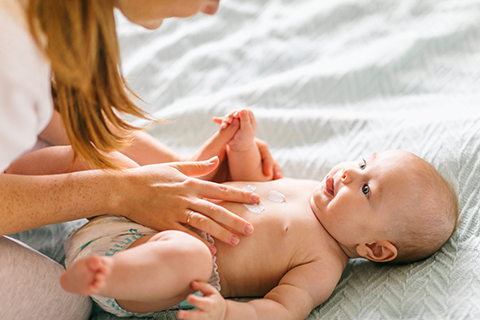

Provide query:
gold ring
left=186, top=211, right=195, bottom=226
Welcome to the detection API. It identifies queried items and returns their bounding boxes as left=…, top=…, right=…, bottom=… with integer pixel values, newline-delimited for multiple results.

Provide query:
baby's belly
left=215, top=240, right=289, bottom=297
left=213, top=213, right=301, bottom=297
left=213, top=178, right=319, bottom=297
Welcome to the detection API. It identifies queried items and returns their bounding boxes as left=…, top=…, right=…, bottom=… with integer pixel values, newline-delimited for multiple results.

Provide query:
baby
left=60, top=110, right=459, bottom=319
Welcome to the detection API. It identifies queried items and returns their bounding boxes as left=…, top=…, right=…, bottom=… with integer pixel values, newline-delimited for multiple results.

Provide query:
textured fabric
left=19, top=1, right=479, bottom=319
left=0, top=236, right=92, bottom=320
left=105, top=1, right=480, bottom=319
left=9, top=219, right=88, bottom=266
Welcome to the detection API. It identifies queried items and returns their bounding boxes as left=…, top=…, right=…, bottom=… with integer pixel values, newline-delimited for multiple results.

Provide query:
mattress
left=15, top=0, right=480, bottom=319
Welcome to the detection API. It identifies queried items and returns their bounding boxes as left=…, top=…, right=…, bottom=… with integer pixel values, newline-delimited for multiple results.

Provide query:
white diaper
left=64, top=215, right=220, bottom=317
left=65, top=215, right=158, bottom=268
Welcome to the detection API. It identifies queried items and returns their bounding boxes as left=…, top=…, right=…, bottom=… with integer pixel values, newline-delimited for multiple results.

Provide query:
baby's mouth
left=325, top=175, right=334, bottom=196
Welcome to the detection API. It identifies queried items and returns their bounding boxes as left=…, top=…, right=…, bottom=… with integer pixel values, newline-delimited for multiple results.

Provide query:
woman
left=0, top=0, right=281, bottom=318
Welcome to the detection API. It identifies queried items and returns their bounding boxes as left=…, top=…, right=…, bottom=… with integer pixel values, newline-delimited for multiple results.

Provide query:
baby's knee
left=151, top=231, right=213, bottom=281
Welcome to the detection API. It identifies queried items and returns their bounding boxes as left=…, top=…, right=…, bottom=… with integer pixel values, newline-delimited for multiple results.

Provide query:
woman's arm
left=5, top=145, right=139, bottom=175
left=119, top=130, right=181, bottom=165
left=39, top=110, right=182, bottom=164
left=1, top=157, right=258, bottom=250
left=0, top=169, right=117, bottom=236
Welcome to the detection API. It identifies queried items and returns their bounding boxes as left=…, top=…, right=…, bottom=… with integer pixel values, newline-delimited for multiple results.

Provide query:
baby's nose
left=340, top=167, right=357, bottom=184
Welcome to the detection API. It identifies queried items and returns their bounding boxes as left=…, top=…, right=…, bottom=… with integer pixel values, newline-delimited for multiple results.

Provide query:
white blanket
left=108, top=0, right=480, bottom=318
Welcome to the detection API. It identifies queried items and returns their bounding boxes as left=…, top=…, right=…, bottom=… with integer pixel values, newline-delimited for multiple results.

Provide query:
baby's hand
left=213, top=110, right=238, bottom=130
left=177, top=281, right=226, bottom=320
left=213, top=109, right=257, bottom=152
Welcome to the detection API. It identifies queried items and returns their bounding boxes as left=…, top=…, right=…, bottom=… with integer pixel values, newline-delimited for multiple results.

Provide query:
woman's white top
left=0, top=4, right=53, bottom=172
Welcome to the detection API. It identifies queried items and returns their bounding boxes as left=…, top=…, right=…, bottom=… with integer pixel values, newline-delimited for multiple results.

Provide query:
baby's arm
left=178, top=260, right=341, bottom=320
left=214, top=109, right=274, bottom=182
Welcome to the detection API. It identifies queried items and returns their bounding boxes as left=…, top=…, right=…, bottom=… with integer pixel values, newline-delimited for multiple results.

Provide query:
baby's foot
left=227, top=109, right=257, bottom=152
left=212, top=109, right=257, bottom=151
left=60, top=255, right=111, bottom=296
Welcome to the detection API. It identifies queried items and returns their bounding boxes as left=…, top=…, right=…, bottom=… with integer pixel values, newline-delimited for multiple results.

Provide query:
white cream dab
left=268, top=190, right=286, bottom=203
left=243, top=203, right=265, bottom=215
left=242, top=185, right=264, bottom=214
left=242, top=185, right=257, bottom=192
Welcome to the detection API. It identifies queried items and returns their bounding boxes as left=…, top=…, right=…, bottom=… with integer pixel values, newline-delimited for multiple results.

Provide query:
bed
left=11, top=0, right=480, bottom=318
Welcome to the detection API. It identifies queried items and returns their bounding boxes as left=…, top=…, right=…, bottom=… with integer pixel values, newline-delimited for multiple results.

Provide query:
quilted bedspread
left=13, top=0, right=480, bottom=319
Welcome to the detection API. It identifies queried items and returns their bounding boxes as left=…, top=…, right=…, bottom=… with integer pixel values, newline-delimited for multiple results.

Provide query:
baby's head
left=310, top=150, right=458, bottom=264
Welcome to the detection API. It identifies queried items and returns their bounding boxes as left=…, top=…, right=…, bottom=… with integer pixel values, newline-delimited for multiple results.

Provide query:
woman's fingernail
left=208, top=156, right=218, bottom=164
left=230, top=235, right=240, bottom=246
left=244, top=224, right=254, bottom=235
left=251, top=193, right=260, bottom=202
left=210, top=246, right=217, bottom=255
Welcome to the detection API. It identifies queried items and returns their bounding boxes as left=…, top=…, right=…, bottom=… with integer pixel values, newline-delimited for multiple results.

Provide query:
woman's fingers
left=169, top=156, right=221, bottom=178
left=192, top=193, right=255, bottom=233
left=192, top=178, right=260, bottom=204
left=184, top=206, right=249, bottom=245
left=172, top=160, right=260, bottom=203
left=123, top=160, right=257, bottom=246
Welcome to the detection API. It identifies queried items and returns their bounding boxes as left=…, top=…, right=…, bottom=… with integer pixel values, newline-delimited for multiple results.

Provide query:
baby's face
left=310, top=150, right=420, bottom=249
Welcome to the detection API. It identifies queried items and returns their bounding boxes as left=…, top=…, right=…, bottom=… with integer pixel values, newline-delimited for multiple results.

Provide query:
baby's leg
left=224, top=109, right=257, bottom=152
left=193, top=116, right=240, bottom=162
left=223, top=110, right=271, bottom=181
left=61, top=230, right=213, bottom=313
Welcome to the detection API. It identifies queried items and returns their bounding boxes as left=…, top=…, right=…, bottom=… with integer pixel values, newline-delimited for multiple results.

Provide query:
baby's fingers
left=185, top=293, right=213, bottom=313
left=177, top=281, right=225, bottom=320
left=191, top=280, right=218, bottom=296
left=177, top=309, right=205, bottom=320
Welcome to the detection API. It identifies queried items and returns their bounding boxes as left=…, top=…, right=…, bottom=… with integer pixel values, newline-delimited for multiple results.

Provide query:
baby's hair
left=390, top=154, right=459, bottom=264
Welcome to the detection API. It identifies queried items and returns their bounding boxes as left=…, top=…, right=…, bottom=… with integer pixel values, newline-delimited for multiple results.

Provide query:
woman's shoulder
left=0, top=0, right=51, bottom=111
left=0, top=0, right=29, bottom=30
left=0, top=0, right=53, bottom=171
left=0, top=0, right=48, bottom=75
left=0, top=2, right=52, bottom=120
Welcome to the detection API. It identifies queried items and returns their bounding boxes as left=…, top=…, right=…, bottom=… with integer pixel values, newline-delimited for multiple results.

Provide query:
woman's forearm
left=0, top=170, right=117, bottom=236
left=39, top=111, right=181, bottom=166
left=120, top=130, right=181, bottom=165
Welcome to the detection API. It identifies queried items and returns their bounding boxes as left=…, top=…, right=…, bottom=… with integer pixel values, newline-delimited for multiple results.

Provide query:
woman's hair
left=27, top=0, right=151, bottom=169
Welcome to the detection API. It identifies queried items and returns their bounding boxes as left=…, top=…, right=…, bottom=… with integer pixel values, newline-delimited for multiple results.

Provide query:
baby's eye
left=359, top=158, right=367, bottom=170
left=362, top=184, right=370, bottom=197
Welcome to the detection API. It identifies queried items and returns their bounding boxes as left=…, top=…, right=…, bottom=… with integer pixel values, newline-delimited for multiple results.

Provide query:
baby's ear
left=356, top=241, right=397, bottom=262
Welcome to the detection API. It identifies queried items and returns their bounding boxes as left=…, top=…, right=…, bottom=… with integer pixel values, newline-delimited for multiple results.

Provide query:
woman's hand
left=115, top=157, right=257, bottom=252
